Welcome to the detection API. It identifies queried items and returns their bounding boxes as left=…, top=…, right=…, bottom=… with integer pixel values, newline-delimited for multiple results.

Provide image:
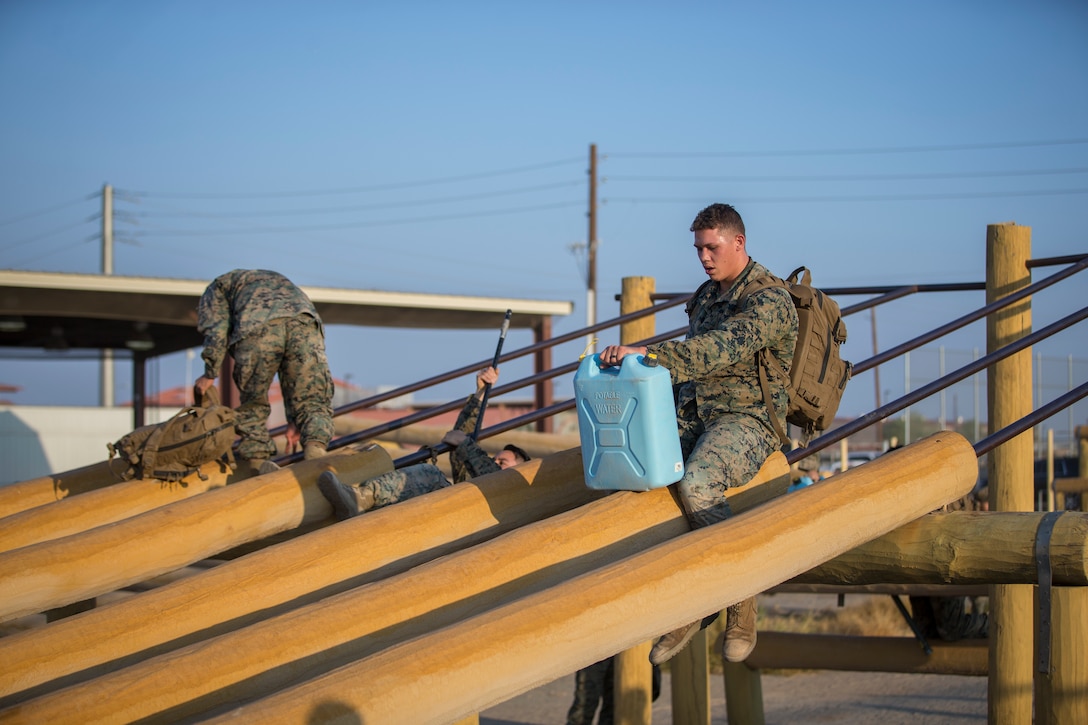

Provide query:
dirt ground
left=479, top=664, right=988, bottom=724
left=480, top=592, right=989, bottom=724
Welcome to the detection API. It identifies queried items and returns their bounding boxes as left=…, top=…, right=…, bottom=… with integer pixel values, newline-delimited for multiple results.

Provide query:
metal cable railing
left=306, top=253, right=1086, bottom=471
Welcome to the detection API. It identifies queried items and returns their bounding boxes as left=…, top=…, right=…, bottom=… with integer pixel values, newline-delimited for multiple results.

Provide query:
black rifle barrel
left=472, top=309, right=512, bottom=440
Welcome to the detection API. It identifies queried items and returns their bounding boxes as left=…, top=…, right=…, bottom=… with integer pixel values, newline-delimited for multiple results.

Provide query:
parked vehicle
left=977, top=456, right=1081, bottom=511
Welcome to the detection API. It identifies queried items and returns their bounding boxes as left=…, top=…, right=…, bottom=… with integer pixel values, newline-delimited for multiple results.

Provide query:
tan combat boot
left=246, top=458, right=281, bottom=476
left=317, top=471, right=374, bottom=520
left=722, top=597, right=758, bottom=663
left=649, top=620, right=703, bottom=665
left=303, top=442, right=328, bottom=460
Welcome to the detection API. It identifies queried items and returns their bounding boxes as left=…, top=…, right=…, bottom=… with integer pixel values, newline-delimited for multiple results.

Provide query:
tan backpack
left=107, top=387, right=237, bottom=482
left=741, top=266, right=852, bottom=444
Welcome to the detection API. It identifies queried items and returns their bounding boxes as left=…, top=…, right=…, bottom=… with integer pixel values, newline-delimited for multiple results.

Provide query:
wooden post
left=670, top=629, right=710, bottom=724
left=619, top=276, right=656, bottom=345
left=986, top=222, right=1034, bottom=724
left=1038, top=424, right=1088, bottom=723
left=615, top=276, right=658, bottom=725
left=1035, top=586, right=1088, bottom=724
left=1081, top=426, right=1088, bottom=512
left=615, top=643, right=654, bottom=725
left=723, top=662, right=764, bottom=725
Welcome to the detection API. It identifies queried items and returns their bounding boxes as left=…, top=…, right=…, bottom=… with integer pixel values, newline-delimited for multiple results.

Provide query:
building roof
left=0, top=269, right=574, bottom=357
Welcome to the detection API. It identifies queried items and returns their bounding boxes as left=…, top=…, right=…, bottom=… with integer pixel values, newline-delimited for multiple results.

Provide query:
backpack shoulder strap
left=685, top=278, right=720, bottom=315
left=740, top=273, right=791, bottom=446
left=738, top=273, right=788, bottom=308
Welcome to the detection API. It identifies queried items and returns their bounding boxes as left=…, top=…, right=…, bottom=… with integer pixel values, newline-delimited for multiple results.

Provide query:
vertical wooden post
left=1079, top=426, right=1088, bottom=512
left=619, top=277, right=656, bottom=345
left=1038, top=423, right=1088, bottom=721
left=985, top=222, right=1034, bottom=724
left=670, top=629, right=711, bottom=724
left=723, top=662, right=765, bottom=725
left=1035, top=586, right=1088, bottom=724
left=614, top=275, right=657, bottom=724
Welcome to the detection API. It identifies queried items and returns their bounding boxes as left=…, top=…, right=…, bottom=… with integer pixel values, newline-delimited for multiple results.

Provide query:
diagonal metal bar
left=789, top=305, right=1088, bottom=465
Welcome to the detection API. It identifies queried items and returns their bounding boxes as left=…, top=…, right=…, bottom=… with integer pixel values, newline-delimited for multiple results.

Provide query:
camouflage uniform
left=566, top=657, right=613, bottom=725
left=645, top=259, right=797, bottom=529
left=566, top=657, right=660, bottom=725
left=448, top=393, right=502, bottom=483
left=351, top=391, right=500, bottom=511
left=909, top=492, right=989, bottom=640
left=198, top=269, right=334, bottom=461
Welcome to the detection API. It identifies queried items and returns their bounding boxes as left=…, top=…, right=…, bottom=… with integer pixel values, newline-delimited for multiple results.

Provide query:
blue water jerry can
left=574, top=353, right=685, bottom=491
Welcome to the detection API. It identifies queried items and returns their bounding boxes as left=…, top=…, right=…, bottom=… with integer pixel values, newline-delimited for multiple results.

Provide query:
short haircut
left=690, top=203, right=745, bottom=236
left=503, top=444, right=531, bottom=462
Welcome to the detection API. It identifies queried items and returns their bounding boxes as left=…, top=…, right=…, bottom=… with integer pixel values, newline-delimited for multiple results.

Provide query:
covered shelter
left=0, top=270, right=574, bottom=425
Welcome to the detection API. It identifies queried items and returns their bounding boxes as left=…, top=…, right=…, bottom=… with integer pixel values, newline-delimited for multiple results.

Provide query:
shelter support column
left=533, top=317, right=553, bottom=433
left=986, top=222, right=1033, bottom=724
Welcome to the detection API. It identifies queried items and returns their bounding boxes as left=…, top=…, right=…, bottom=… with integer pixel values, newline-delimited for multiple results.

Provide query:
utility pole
left=101, top=183, right=114, bottom=408
left=586, top=143, right=598, bottom=352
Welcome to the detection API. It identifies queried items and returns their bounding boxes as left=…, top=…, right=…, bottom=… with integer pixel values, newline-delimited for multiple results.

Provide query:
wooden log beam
left=0, top=461, right=119, bottom=520
left=1054, top=477, right=1088, bottom=494
left=745, top=632, right=989, bottom=675
left=0, top=444, right=394, bottom=623
left=0, top=459, right=246, bottom=554
left=0, top=448, right=601, bottom=702
left=336, top=419, right=581, bottom=459
left=0, top=454, right=789, bottom=722
left=789, top=511, right=1088, bottom=586
left=203, top=431, right=978, bottom=724
left=769, top=583, right=990, bottom=597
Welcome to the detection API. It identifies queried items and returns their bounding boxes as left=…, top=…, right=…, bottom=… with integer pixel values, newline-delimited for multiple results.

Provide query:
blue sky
left=1, top=1, right=1086, bottom=437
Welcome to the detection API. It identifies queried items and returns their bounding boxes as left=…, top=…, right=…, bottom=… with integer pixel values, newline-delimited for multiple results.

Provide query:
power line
left=604, top=138, right=1088, bottom=159
left=0, top=193, right=97, bottom=228
left=606, top=167, right=1088, bottom=184
left=116, top=156, right=585, bottom=200
left=5, top=237, right=95, bottom=268
left=125, top=199, right=585, bottom=237
left=0, top=217, right=98, bottom=253
left=121, top=180, right=584, bottom=220
left=603, top=188, right=1088, bottom=205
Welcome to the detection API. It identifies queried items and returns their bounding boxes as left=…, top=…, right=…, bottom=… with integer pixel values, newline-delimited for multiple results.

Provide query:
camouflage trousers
left=677, top=412, right=778, bottom=529
left=358, top=463, right=452, bottom=510
left=231, top=315, right=334, bottom=461
left=566, top=657, right=613, bottom=725
left=566, top=657, right=660, bottom=725
left=908, top=595, right=989, bottom=641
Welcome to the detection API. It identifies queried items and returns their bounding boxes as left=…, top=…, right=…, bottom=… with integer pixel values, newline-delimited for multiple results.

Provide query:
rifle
left=472, top=309, right=512, bottom=441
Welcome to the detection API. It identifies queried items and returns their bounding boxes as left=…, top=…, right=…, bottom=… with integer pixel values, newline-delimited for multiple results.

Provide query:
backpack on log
left=741, top=265, right=852, bottom=444
left=107, top=387, right=237, bottom=482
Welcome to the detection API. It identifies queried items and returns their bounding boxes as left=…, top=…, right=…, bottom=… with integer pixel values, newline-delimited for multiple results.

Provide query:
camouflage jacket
left=645, top=259, right=798, bottom=438
left=449, top=393, right=501, bottom=483
left=197, top=269, right=322, bottom=377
